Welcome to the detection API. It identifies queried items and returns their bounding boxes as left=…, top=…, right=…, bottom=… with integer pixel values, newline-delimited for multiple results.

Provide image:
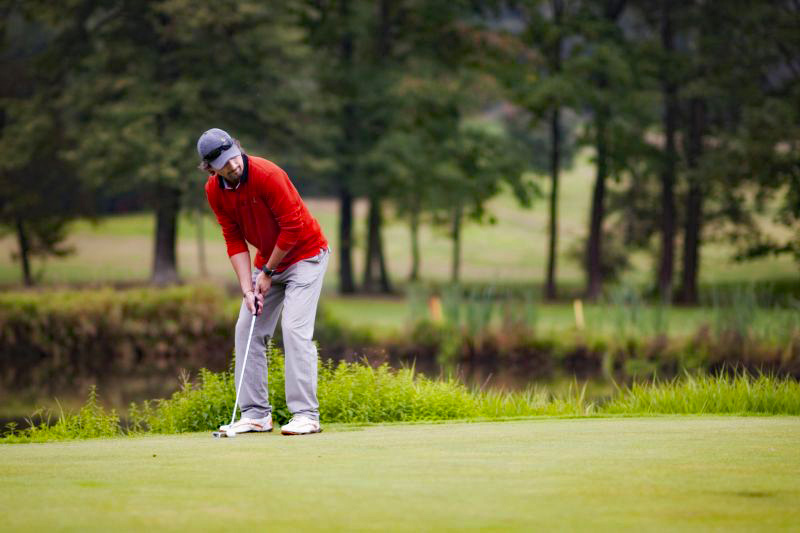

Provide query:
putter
left=213, top=298, right=261, bottom=439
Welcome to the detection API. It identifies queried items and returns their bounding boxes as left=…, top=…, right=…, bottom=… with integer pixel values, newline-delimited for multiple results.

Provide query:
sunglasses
left=202, top=141, right=232, bottom=163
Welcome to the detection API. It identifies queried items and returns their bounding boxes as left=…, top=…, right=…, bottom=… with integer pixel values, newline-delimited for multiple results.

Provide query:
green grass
left=321, top=295, right=799, bottom=338
left=5, top=353, right=798, bottom=444
left=1, top=417, right=798, bottom=531
left=321, top=295, right=410, bottom=335
left=605, top=374, right=800, bottom=415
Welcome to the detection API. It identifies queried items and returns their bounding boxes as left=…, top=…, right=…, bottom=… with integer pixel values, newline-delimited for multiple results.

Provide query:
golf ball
left=226, top=429, right=236, bottom=438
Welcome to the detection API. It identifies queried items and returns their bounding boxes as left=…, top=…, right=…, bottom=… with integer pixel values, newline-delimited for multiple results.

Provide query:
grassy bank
left=1, top=417, right=798, bottom=531
left=323, top=287, right=800, bottom=337
left=4, top=347, right=798, bottom=443
left=3, top=285, right=798, bottom=406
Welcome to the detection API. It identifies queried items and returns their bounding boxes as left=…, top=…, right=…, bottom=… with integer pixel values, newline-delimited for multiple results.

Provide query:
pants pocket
left=304, top=248, right=328, bottom=264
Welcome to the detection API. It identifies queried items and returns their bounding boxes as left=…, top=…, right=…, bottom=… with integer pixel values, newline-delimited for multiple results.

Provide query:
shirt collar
left=217, top=154, right=249, bottom=190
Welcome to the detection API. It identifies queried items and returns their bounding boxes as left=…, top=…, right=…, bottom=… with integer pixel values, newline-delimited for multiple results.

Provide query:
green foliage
left=567, top=229, right=633, bottom=286
left=3, top=283, right=798, bottom=409
left=0, top=285, right=233, bottom=392
left=392, top=282, right=800, bottom=382
left=125, top=343, right=289, bottom=432
left=0, top=7, right=91, bottom=284
left=130, top=368, right=235, bottom=434
left=310, top=306, right=377, bottom=355
left=476, top=382, right=593, bottom=418
left=605, top=372, right=800, bottom=416
left=2, top=386, right=120, bottom=443
left=319, top=361, right=475, bottom=422
left=5, top=362, right=798, bottom=444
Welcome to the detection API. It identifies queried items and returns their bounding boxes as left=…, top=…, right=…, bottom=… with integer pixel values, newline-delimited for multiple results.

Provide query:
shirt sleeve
left=205, top=181, right=248, bottom=257
left=258, top=166, right=305, bottom=251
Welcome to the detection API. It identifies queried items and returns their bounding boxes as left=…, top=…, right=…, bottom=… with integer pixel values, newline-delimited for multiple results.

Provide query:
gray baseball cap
left=197, top=128, right=241, bottom=170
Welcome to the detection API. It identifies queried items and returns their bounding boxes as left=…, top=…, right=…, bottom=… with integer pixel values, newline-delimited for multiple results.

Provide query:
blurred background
left=1, top=1, right=798, bottom=422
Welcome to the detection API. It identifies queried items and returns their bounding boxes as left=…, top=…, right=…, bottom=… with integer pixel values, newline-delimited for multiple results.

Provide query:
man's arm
left=264, top=246, right=289, bottom=273
left=230, top=251, right=262, bottom=314
left=206, top=183, right=261, bottom=314
left=230, top=251, right=254, bottom=295
left=254, top=245, right=289, bottom=297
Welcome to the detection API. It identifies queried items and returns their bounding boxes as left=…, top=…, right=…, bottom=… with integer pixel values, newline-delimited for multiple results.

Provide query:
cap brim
left=209, top=145, right=241, bottom=170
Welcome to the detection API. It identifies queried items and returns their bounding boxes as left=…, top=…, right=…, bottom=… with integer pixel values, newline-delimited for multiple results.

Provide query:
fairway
left=2, top=418, right=798, bottom=531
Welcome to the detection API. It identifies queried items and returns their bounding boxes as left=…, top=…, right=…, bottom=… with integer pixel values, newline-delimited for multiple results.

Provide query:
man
left=198, top=128, right=329, bottom=436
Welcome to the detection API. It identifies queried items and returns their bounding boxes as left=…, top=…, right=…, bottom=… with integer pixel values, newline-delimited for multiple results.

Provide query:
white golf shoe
left=280, top=415, right=322, bottom=435
left=219, top=414, right=272, bottom=434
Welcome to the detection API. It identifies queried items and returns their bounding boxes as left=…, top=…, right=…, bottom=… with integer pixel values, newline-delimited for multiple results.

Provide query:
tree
left=371, top=73, right=463, bottom=281
left=63, top=0, right=309, bottom=285
left=676, top=0, right=709, bottom=304
left=440, top=123, right=534, bottom=283
left=300, top=0, right=369, bottom=293
left=573, top=0, right=630, bottom=300
left=480, top=0, right=582, bottom=299
left=656, top=0, right=680, bottom=302
left=697, top=1, right=800, bottom=280
left=302, top=0, right=476, bottom=292
left=610, top=0, right=799, bottom=304
left=0, top=0, right=94, bottom=285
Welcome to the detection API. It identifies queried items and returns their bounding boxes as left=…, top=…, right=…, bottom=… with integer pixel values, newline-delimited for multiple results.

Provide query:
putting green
left=1, top=417, right=798, bottom=531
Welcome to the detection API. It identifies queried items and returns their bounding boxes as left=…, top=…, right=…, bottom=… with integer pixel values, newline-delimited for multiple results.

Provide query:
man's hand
left=244, top=290, right=264, bottom=316
left=255, top=271, right=272, bottom=300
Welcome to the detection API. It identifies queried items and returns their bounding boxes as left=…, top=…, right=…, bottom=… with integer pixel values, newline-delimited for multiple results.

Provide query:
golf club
left=213, top=297, right=261, bottom=439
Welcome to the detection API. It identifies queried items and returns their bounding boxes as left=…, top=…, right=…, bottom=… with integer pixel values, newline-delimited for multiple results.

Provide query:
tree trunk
left=545, top=107, right=561, bottom=301
left=363, top=201, right=376, bottom=291
left=337, top=0, right=356, bottom=294
left=376, top=207, right=391, bottom=293
left=586, top=0, right=625, bottom=300
left=451, top=203, right=463, bottom=283
left=658, top=0, right=677, bottom=303
left=586, top=112, right=608, bottom=300
left=338, top=185, right=355, bottom=293
left=363, top=195, right=392, bottom=293
left=409, top=205, right=420, bottom=282
left=151, top=183, right=180, bottom=285
left=678, top=97, right=705, bottom=304
left=336, top=0, right=357, bottom=294
left=360, top=0, right=392, bottom=295
left=544, top=0, right=564, bottom=301
left=196, top=209, right=208, bottom=278
left=585, top=0, right=626, bottom=301
left=15, top=216, right=33, bottom=287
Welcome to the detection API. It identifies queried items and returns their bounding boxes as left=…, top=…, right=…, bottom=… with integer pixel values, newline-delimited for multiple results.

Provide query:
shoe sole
left=219, top=427, right=273, bottom=434
left=281, top=428, right=323, bottom=436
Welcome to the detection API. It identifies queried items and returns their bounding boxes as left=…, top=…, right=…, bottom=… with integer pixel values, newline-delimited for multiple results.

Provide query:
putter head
left=212, top=431, right=225, bottom=438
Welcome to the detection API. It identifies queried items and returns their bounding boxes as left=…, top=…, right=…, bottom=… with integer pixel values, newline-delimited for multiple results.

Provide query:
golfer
left=198, top=128, right=329, bottom=436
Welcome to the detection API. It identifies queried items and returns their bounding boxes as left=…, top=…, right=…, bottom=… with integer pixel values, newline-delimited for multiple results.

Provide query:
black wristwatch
left=261, top=265, right=276, bottom=277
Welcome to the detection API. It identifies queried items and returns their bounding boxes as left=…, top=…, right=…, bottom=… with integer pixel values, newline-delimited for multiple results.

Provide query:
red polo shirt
left=205, top=154, right=328, bottom=272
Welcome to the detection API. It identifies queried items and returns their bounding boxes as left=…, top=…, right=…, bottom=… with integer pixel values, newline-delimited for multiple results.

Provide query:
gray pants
left=234, top=248, right=329, bottom=421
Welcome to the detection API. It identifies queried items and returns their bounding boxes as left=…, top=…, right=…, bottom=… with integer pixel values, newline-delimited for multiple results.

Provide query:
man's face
left=215, top=155, right=244, bottom=183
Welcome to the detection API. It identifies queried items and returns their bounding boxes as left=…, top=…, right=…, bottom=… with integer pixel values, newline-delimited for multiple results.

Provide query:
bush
left=5, top=348, right=798, bottom=443
left=384, top=315, right=800, bottom=383
left=0, top=285, right=233, bottom=393
left=3, top=285, right=798, bottom=403
left=605, top=372, right=800, bottom=415
left=2, top=386, right=120, bottom=443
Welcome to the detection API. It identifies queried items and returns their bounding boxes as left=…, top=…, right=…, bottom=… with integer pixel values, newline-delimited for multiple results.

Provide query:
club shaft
left=230, top=312, right=257, bottom=426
